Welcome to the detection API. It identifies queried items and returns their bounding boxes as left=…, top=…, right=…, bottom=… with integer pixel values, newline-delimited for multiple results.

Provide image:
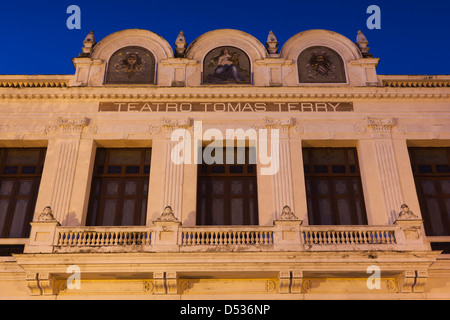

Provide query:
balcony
left=23, top=207, right=430, bottom=254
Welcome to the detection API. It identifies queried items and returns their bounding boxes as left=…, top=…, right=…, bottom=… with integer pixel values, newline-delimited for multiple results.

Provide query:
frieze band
left=99, top=101, right=353, bottom=113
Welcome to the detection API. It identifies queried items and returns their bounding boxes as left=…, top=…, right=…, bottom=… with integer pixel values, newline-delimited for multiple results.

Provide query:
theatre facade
left=0, top=28, right=450, bottom=299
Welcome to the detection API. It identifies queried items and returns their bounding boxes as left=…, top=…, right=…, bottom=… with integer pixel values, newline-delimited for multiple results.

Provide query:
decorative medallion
left=106, top=46, right=156, bottom=84
left=298, top=46, right=346, bottom=83
left=203, top=46, right=251, bottom=84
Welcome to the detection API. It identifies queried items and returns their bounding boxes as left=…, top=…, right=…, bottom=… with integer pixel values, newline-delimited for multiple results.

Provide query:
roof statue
left=356, top=30, right=372, bottom=58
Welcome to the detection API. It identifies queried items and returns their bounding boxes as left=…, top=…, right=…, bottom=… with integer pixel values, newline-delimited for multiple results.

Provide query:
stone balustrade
left=23, top=216, right=430, bottom=254
left=56, top=227, right=152, bottom=248
left=181, top=227, right=274, bottom=246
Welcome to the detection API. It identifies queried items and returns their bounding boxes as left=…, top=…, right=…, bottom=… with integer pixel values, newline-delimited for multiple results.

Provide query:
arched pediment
left=185, top=29, right=267, bottom=85
left=186, top=29, right=267, bottom=65
left=91, top=29, right=174, bottom=62
left=280, top=29, right=365, bottom=85
left=280, top=29, right=362, bottom=62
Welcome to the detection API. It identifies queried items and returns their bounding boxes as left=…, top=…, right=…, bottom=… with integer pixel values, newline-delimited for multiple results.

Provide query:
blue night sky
left=0, top=0, right=449, bottom=76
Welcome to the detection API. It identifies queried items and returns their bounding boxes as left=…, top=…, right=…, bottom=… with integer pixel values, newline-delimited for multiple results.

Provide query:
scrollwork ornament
left=45, top=124, right=58, bottom=135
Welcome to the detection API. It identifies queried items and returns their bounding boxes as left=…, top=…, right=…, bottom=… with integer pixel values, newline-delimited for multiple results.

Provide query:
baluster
left=325, top=231, right=330, bottom=244
left=94, top=232, right=100, bottom=246
left=69, top=232, right=75, bottom=246
left=304, top=231, right=310, bottom=244
left=58, top=232, right=64, bottom=246
left=373, top=231, right=378, bottom=244
left=336, top=231, right=342, bottom=244
left=182, top=232, right=188, bottom=245
left=136, top=232, right=142, bottom=245
left=73, top=232, right=78, bottom=246
left=197, top=231, right=202, bottom=245
left=89, top=232, right=95, bottom=246
left=77, top=232, right=82, bottom=246
left=222, top=231, right=227, bottom=245
left=85, top=232, right=90, bottom=246
left=217, top=232, right=222, bottom=245
left=79, top=232, right=84, bottom=246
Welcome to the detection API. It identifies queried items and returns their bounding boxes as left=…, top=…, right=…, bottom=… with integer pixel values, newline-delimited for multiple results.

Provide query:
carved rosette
left=45, top=124, right=59, bottom=135
left=149, top=124, right=162, bottom=135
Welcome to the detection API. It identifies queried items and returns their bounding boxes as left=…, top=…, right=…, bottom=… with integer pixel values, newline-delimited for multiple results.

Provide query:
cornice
left=0, top=88, right=449, bottom=101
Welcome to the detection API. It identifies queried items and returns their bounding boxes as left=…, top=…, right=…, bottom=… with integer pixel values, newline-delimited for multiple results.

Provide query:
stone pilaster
left=263, top=117, right=295, bottom=219
left=366, top=118, right=404, bottom=224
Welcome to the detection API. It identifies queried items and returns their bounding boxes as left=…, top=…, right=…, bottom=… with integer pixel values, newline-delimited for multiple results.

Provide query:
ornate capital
left=161, top=117, right=192, bottom=132
left=263, top=117, right=294, bottom=133
left=366, top=117, right=395, bottom=133
left=57, top=117, right=90, bottom=133
left=365, top=117, right=396, bottom=138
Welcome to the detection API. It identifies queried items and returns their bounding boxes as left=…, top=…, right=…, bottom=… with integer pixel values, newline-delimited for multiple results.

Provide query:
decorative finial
left=398, top=204, right=419, bottom=220
left=38, top=206, right=56, bottom=221
left=175, top=31, right=187, bottom=58
left=356, top=30, right=372, bottom=58
left=280, top=205, right=298, bottom=220
left=266, top=31, right=279, bottom=55
left=79, top=30, right=96, bottom=57
left=156, top=206, right=180, bottom=222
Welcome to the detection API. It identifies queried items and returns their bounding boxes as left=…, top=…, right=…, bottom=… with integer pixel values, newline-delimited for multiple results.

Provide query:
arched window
left=298, top=46, right=346, bottom=83
left=203, top=46, right=251, bottom=84
left=105, top=46, right=156, bottom=84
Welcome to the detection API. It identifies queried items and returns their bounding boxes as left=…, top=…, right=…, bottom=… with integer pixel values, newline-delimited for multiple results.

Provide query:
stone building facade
left=0, top=28, right=449, bottom=299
